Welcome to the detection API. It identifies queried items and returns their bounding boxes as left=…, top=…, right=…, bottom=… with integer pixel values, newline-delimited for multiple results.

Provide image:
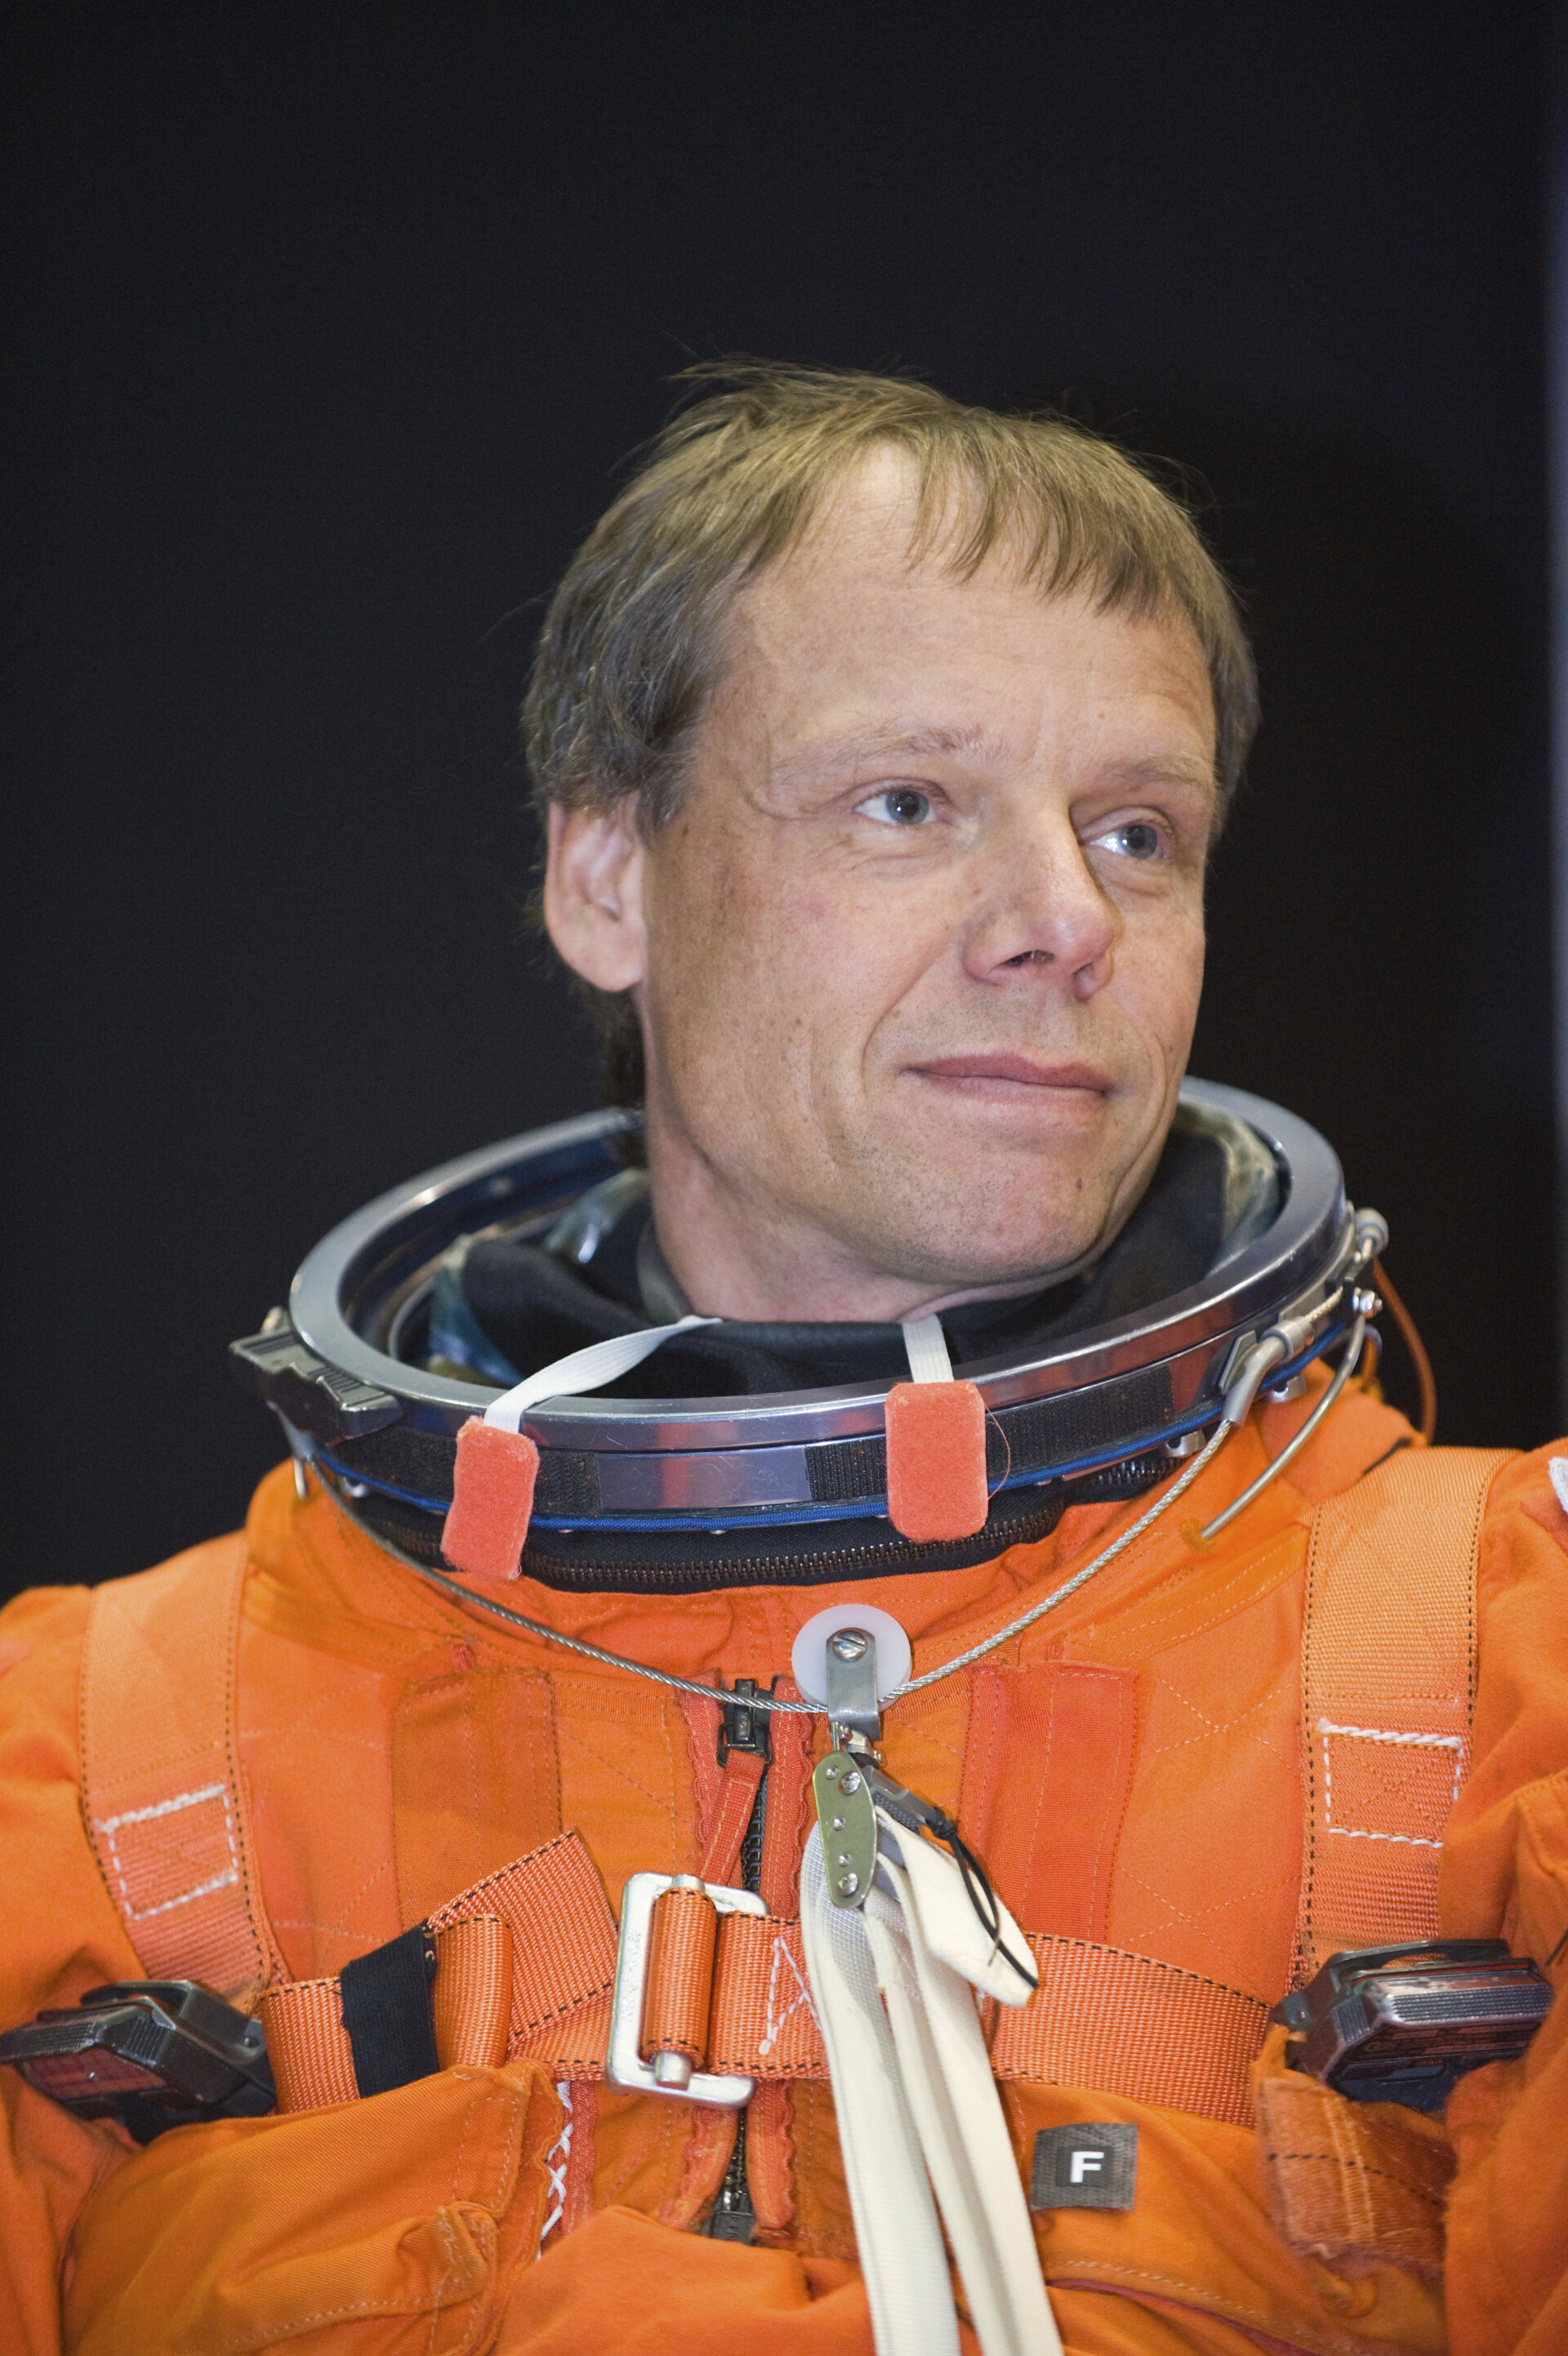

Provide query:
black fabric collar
left=456, top=1116, right=1261, bottom=1401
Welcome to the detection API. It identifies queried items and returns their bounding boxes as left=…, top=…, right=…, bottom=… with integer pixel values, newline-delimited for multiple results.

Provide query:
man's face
left=547, top=453, right=1218, bottom=1321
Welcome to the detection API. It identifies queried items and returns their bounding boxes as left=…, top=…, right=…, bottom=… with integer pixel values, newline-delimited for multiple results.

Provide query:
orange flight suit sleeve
left=1440, top=1445, right=1568, bottom=2356
left=0, top=1583, right=141, bottom=2356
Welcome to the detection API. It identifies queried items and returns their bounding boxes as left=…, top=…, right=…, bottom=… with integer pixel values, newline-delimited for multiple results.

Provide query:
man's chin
left=848, top=1205, right=1116, bottom=1308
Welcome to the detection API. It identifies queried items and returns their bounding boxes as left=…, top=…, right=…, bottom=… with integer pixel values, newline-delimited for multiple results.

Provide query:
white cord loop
left=482, top=1315, right=719, bottom=1432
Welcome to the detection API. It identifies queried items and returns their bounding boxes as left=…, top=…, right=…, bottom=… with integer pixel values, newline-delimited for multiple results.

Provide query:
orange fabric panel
left=1090, top=1522, right=1308, bottom=2001
left=236, top=1606, right=408, bottom=1984
left=1000, top=2078, right=1448, bottom=2356
left=958, top=1662, right=1137, bottom=1940
left=391, top=1663, right=559, bottom=1926
left=497, top=2206, right=878, bottom=2354
left=546, top=1663, right=704, bottom=1899
left=0, top=2072, right=129, bottom=2356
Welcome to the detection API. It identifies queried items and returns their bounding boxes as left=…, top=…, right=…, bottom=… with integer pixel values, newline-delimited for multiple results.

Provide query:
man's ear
left=541, top=798, right=648, bottom=992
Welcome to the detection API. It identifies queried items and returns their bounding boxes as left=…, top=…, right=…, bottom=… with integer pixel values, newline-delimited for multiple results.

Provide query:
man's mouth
left=908, top=1054, right=1113, bottom=1095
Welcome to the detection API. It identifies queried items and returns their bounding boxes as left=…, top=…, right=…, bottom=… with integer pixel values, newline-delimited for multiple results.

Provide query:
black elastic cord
left=339, top=1922, right=439, bottom=2097
left=928, top=1808, right=1039, bottom=1993
left=880, top=1788, right=1039, bottom=1992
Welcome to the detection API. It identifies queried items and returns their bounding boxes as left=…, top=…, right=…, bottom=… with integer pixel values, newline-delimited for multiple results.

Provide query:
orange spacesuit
left=0, top=1368, right=1564, bottom=2356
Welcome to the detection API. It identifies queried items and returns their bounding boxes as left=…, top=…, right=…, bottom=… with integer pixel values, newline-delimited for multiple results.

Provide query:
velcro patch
left=884, top=1379, right=989, bottom=1543
left=441, top=1417, right=539, bottom=1581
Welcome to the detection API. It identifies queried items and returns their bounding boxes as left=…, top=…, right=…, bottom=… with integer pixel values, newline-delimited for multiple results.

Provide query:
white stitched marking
left=1317, top=1717, right=1463, bottom=1851
left=1325, top=1826, right=1442, bottom=1848
left=757, top=1932, right=818, bottom=2058
left=539, top=2081, right=575, bottom=2249
left=94, top=1780, right=242, bottom=1921
left=1316, top=1721, right=1463, bottom=1749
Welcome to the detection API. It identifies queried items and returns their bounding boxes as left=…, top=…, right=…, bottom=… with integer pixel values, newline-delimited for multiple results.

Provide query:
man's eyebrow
left=768, top=733, right=1218, bottom=793
left=1101, top=752, right=1218, bottom=795
left=777, top=723, right=996, bottom=777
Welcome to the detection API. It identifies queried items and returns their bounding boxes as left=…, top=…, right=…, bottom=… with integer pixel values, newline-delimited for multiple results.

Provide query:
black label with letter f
left=1029, top=2122, right=1138, bottom=2211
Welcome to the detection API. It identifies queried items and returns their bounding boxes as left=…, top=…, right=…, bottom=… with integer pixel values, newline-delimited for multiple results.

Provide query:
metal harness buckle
left=607, top=1870, right=767, bottom=2104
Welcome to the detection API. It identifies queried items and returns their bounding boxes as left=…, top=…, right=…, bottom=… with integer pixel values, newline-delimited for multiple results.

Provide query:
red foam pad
left=884, top=1379, right=990, bottom=1543
left=441, top=1418, right=539, bottom=1582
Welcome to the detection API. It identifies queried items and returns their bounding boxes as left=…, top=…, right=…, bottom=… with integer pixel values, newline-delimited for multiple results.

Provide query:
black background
left=3, top=4, right=1556, bottom=1602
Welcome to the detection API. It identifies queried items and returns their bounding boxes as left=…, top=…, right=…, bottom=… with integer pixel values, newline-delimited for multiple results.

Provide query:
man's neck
left=644, top=1138, right=1098, bottom=1325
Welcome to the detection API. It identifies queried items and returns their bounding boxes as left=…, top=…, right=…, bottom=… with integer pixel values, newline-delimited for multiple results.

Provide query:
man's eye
left=1090, top=820, right=1165, bottom=862
left=858, top=786, right=933, bottom=827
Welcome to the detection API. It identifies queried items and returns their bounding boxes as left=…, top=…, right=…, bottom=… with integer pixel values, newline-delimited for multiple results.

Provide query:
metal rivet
left=836, top=1872, right=860, bottom=1895
left=840, top=1770, right=862, bottom=1794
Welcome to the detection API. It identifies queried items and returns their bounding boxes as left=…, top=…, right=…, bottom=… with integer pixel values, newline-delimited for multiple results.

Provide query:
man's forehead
left=720, top=590, right=1217, bottom=788
left=733, top=482, right=1206, bottom=680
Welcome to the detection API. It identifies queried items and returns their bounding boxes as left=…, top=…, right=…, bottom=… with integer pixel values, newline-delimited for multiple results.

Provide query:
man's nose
left=958, top=822, right=1120, bottom=1000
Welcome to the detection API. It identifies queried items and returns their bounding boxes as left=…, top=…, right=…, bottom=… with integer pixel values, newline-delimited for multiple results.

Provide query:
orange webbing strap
left=263, top=1916, right=514, bottom=2110
left=261, top=1978, right=359, bottom=2111
left=706, top=1916, right=826, bottom=2079
left=79, top=1534, right=279, bottom=2002
left=263, top=1836, right=619, bottom=2111
left=991, top=1935, right=1268, bottom=2127
left=699, top=1748, right=766, bottom=1884
left=1252, top=2027, right=1454, bottom=2276
left=426, top=1832, right=619, bottom=2064
left=639, top=1887, right=718, bottom=2064
left=706, top=1917, right=1267, bottom=2122
left=432, top=1916, right=514, bottom=2071
left=265, top=1882, right=1269, bottom=2122
left=1297, top=1445, right=1512, bottom=1975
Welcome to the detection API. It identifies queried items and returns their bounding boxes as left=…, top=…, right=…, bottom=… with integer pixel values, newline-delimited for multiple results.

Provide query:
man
left=0, top=365, right=1562, bottom=2354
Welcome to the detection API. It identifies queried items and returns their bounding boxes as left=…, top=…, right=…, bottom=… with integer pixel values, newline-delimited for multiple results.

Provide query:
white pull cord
left=803, top=1808, right=1061, bottom=2356
left=480, top=1315, right=719, bottom=1432
left=900, top=1313, right=955, bottom=1385
left=867, top=1876, right=1059, bottom=2356
left=801, top=1834, right=961, bottom=2356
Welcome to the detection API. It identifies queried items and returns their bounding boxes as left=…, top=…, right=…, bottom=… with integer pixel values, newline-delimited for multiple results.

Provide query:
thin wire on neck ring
left=313, top=1416, right=1232, bottom=1717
